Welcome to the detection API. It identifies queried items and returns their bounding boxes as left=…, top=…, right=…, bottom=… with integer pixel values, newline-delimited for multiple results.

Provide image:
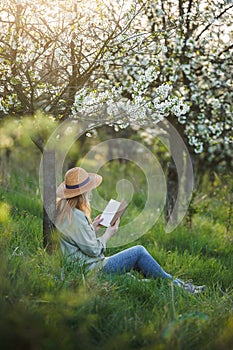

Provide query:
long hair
left=56, top=192, right=91, bottom=226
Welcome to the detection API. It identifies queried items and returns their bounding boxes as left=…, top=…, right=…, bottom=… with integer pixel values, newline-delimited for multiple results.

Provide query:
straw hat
left=56, top=167, right=102, bottom=199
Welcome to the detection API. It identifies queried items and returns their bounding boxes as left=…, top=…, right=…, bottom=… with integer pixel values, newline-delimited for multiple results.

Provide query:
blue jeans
left=103, top=245, right=172, bottom=280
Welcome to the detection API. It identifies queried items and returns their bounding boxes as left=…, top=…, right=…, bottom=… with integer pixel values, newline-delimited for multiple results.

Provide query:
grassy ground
left=0, top=155, right=232, bottom=350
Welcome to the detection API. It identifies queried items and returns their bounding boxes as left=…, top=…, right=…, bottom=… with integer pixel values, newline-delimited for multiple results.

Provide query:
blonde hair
left=56, top=192, right=91, bottom=226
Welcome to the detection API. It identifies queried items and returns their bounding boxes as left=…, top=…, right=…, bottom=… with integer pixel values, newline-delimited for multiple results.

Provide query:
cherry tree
left=138, top=0, right=233, bottom=219
left=141, top=0, right=233, bottom=159
left=71, top=0, right=233, bottom=222
left=1, top=0, right=144, bottom=248
left=1, top=0, right=232, bottom=246
left=74, top=0, right=233, bottom=219
left=1, top=0, right=185, bottom=247
left=0, top=0, right=189, bottom=124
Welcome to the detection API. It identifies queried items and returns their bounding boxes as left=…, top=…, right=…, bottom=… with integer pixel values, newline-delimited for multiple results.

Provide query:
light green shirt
left=57, top=208, right=107, bottom=271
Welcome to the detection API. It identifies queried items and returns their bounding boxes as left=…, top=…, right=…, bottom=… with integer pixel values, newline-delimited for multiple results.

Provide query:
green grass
left=0, top=157, right=233, bottom=350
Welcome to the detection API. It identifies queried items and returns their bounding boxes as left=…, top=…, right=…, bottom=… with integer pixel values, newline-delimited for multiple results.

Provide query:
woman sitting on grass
left=55, top=167, right=205, bottom=294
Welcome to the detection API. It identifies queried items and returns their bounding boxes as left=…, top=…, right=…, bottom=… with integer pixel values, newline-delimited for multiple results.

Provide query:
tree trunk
left=164, top=118, right=195, bottom=227
left=31, top=134, right=57, bottom=253
left=165, top=158, right=179, bottom=225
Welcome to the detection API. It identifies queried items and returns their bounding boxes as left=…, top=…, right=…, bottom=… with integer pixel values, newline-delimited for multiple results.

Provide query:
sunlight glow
left=10, top=0, right=129, bottom=29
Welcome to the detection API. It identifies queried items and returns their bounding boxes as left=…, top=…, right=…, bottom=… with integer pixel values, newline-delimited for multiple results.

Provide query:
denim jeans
left=103, top=245, right=172, bottom=280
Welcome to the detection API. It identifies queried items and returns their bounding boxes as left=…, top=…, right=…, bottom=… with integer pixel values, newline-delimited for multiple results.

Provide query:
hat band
left=66, top=177, right=90, bottom=190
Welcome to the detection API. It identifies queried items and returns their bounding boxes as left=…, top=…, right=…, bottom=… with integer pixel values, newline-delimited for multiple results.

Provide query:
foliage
left=1, top=0, right=232, bottom=160
left=144, top=0, right=233, bottom=151
left=1, top=0, right=164, bottom=119
left=210, top=173, right=233, bottom=236
left=72, top=0, right=233, bottom=158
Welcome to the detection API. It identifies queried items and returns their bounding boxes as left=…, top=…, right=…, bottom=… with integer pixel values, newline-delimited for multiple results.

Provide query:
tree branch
left=218, top=44, right=233, bottom=57
left=196, top=4, right=233, bottom=41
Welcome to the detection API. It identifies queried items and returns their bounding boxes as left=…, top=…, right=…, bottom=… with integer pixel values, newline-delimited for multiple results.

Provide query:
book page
left=100, top=199, right=127, bottom=227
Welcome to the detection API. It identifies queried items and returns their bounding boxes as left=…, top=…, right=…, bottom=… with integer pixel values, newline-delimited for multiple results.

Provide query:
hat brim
left=56, top=173, right=102, bottom=199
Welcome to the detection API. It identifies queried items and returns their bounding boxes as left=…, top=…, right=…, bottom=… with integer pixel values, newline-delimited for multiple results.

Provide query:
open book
left=100, top=199, right=128, bottom=227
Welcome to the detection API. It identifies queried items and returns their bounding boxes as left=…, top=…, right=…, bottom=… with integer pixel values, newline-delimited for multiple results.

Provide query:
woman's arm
left=92, top=214, right=104, bottom=231
left=92, top=215, right=120, bottom=243
left=101, top=218, right=120, bottom=244
left=68, top=211, right=119, bottom=257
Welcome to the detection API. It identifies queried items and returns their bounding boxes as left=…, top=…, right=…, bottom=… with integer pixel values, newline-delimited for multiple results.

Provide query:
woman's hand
left=92, top=214, right=104, bottom=231
left=102, top=218, right=120, bottom=243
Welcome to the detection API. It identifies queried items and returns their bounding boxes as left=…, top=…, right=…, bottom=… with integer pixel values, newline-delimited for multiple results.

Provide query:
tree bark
left=163, top=118, right=194, bottom=226
left=165, top=134, right=184, bottom=225
left=165, top=159, right=179, bottom=225
left=31, top=134, right=56, bottom=252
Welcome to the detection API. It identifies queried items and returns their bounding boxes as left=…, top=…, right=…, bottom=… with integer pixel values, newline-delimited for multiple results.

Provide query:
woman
left=56, top=167, right=205, bottom=294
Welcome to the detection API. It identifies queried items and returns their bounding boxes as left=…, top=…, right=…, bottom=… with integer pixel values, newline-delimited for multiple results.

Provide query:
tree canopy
left=0, top=0, right=232, bottom=165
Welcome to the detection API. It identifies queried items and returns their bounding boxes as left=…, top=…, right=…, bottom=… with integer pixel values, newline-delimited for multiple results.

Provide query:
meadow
left=0, top=147, right=232, bottom=350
